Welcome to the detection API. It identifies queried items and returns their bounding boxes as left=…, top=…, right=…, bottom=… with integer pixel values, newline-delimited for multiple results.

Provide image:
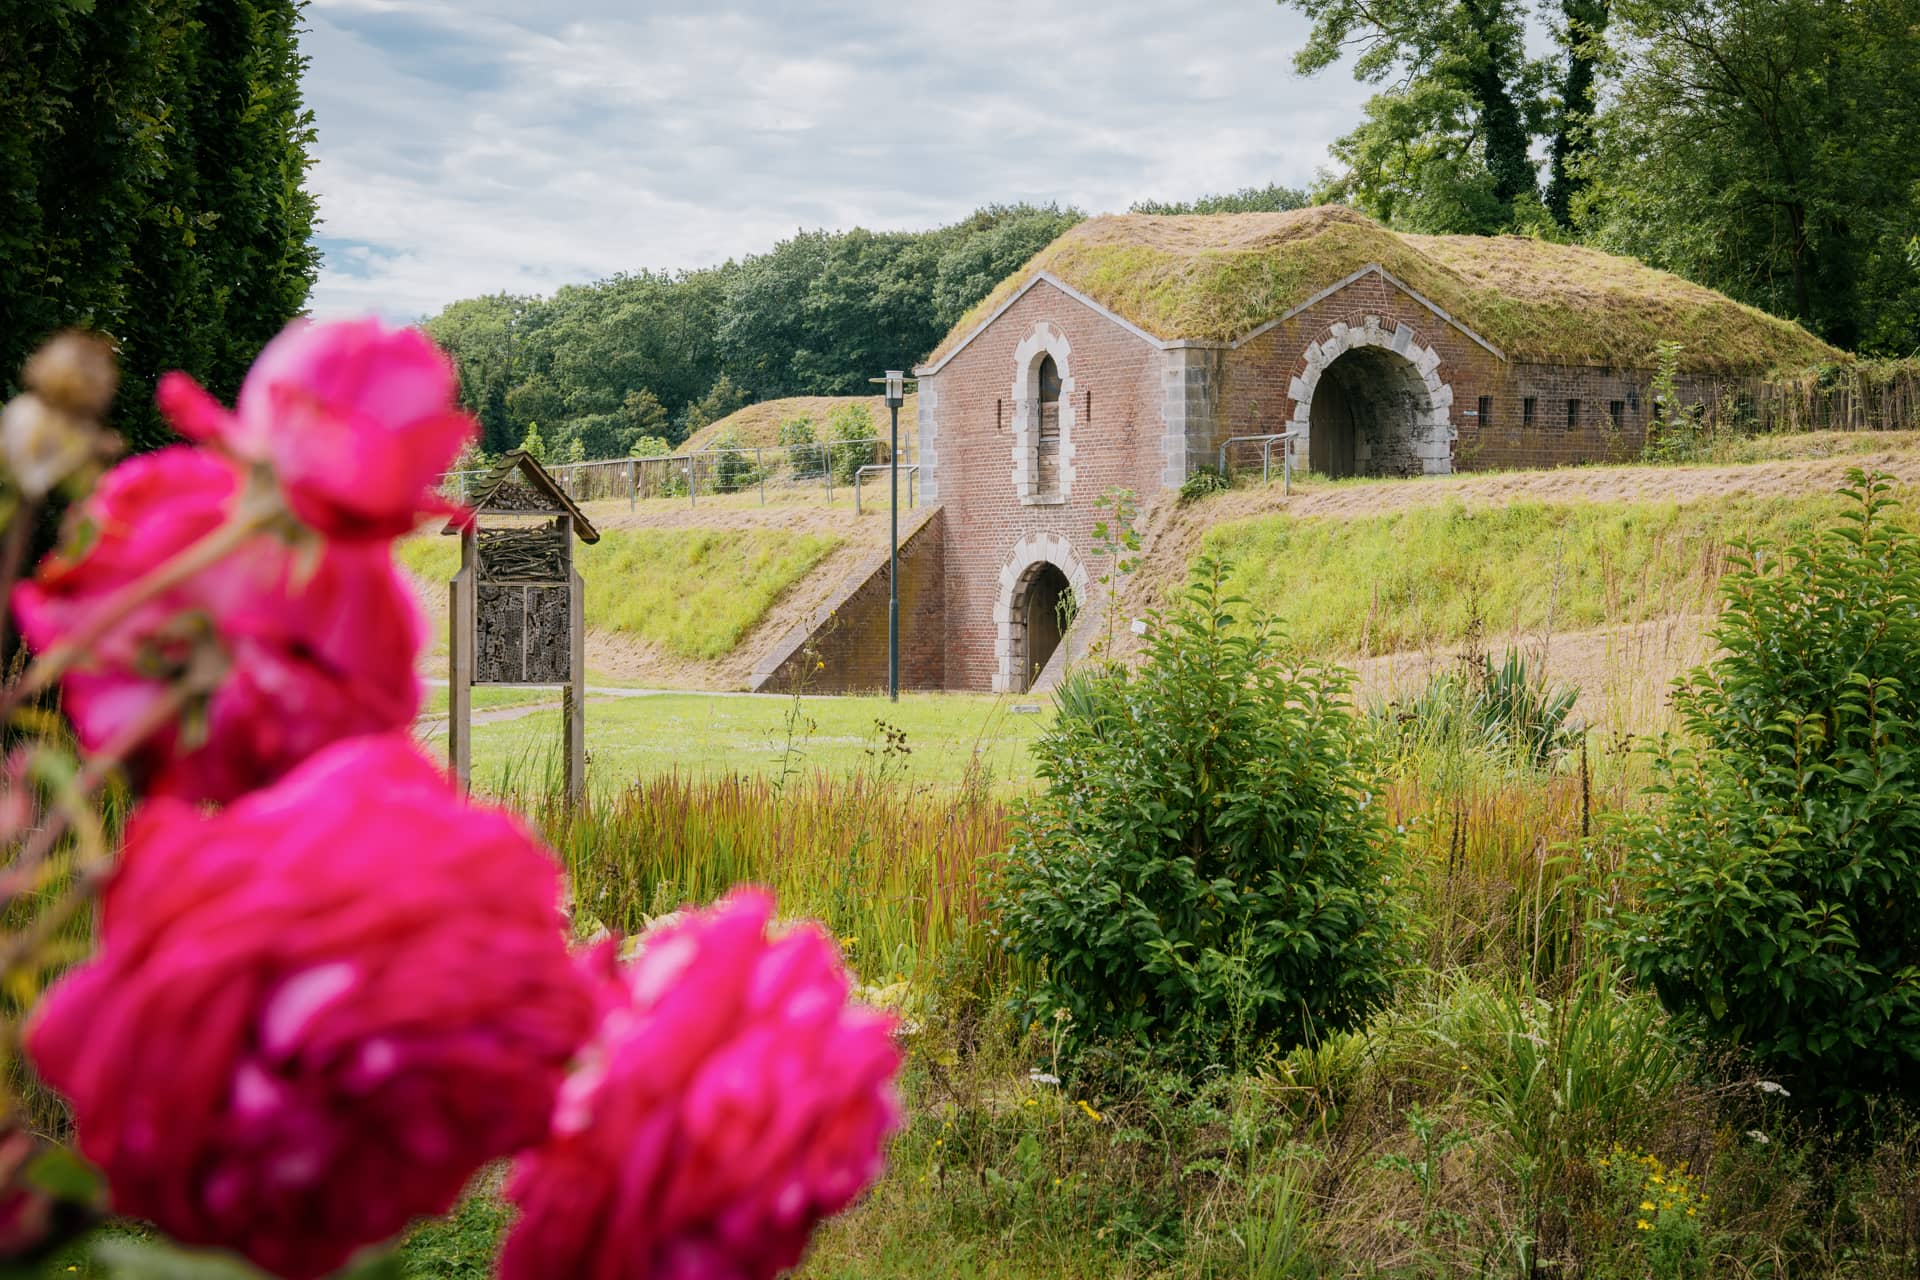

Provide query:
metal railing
left=440, top=436, right=905, bottom=511
left=852, top=464, right=921, bottom=515
left=1218, top=430, right=1304, bottom=494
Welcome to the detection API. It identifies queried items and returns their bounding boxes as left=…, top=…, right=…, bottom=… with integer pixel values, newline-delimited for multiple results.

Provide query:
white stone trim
left=993, top=532, right=1092, bottom=693
left=1008, top=322, right=1077, bottom=503
left=1288, top=316, right=1458, bottom=475
left=914, top=272, right=1168, bottom=377
left=914, top=380, right=939, bottom=501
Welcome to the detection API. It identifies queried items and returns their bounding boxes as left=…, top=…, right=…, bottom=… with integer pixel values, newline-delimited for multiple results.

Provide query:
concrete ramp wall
left=752, top=506, right=947, bottom=693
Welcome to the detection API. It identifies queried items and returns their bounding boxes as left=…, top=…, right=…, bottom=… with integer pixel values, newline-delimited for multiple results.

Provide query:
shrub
left=1369, top=649, right=1581, bottom=771
left=993, top=558, right=1406, bottom=1063
left=778, top=414, right=825, bottom=478
left=827, top=403, right=877, bottom=484
left=628, top=435, right=670, bottom=458
left=1179, top=464, right=1230, bottom=503
left=1609, top=471, right=1920, bottom=1106
left=708, top=426, right=760, bottom=493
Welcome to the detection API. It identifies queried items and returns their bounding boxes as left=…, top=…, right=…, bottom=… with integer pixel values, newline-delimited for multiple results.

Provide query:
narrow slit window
left=1608, top=400, right=1625, bottom=429
left=1566, top=399, right=1581, bottom=431
left=1477, top=395, right=1492, bottom=425
left=1035, top=354, right=1062, bottom=496
left=1522, top=396, right=1536, bottom=428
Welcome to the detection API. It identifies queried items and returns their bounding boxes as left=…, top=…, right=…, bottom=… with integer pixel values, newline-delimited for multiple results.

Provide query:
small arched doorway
left=1308, top=345, right=1441, bottom=478
left=1010, top=561, right=1075, bottom=693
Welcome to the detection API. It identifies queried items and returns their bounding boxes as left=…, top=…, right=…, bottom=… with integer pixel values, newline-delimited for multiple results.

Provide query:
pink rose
left=501, top=889, right=904, bottom=1280
left=158, top=317, right=473, bottom=541
left=12, top=447, right=422, bottom=803
left=27, top=735, right=596, bottom=1280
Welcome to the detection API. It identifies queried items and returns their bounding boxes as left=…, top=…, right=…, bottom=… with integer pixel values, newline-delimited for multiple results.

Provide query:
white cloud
left=301, top=0, right=1371, bottom=321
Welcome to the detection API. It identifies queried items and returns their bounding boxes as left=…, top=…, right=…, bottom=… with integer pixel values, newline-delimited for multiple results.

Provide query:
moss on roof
left=926, top=205, right=1840, bottom=374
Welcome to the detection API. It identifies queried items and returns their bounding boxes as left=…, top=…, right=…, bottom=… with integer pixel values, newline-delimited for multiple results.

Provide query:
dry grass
left=929, top=205, right=1840, bottom=373
left=679, top=394, right=919, bottom=455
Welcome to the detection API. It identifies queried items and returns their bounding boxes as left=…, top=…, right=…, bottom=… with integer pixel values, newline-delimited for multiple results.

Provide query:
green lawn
left=397, top=526, right=842, bottom=661
left=435, top=690, right=1051, bottom=794
left=1203, top=487, right=1919, bottom=655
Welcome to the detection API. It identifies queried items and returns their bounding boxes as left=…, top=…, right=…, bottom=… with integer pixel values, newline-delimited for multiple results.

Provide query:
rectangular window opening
left=1522, top=396, right=1536, bottom=428
left=1566, top=399, right=1581, bottom=431
left=1477, top=395, right=1492, bottom=425
left=1608, top=400, right=1626, bottom=429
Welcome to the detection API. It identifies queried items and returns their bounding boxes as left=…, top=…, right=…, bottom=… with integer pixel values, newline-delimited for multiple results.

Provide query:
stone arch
left=1286, top=316, right=1456, bottom=476
left=1009, top=322, right=1077, bottom=503
left=993, top=532, right=1092, bottom=693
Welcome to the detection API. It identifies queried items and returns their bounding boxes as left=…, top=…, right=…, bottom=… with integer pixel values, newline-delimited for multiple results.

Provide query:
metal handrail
left=1218, top=430, right=1305, bottom=494
left=853, top=463, right=920, bottom=515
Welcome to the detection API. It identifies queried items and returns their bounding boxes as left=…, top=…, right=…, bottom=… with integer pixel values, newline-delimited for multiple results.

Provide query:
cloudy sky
left=302, top=0, right=1371, bottom=321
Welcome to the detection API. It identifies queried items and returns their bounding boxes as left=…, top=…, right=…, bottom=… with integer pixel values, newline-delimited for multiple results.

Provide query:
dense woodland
left=0, top=0, right=319, bottom=452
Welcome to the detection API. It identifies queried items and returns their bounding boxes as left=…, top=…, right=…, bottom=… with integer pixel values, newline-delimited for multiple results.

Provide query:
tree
left=622, top=388, right=669, bottom=441
left=1130, top=184, right=1311, bottom=215
left=931, top=204, right=1083, bottom=329
left=1280, top=0, right=1549, bottom=232
left=1579, top=0, right=1920, bottom=354
left=675, top=374, right=749, bottom=442
left=0, top=0, right=320, bottom=451
left=518, top=421, right=547, bottom=462
left=1544, top=0, right=1609, bottom=227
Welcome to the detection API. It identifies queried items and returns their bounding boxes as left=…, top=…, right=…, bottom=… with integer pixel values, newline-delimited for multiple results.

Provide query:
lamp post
left=870, top=370, right=907, bottom=701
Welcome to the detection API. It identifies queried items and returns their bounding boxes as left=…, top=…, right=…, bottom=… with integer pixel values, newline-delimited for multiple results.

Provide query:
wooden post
left=449, top=532, right=476, bottom=792
left=565, top=560, right=587, bottom=810
left=628, top=458, right=636, bottom=512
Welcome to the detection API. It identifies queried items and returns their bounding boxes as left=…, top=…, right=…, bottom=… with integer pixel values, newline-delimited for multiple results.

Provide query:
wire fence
left=441, top=436, right=910, bottom=510
left=1681, top=368, right=1920, bottom=435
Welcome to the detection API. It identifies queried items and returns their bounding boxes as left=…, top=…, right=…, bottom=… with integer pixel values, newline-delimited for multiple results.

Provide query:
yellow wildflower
left=1636, top=1220, right=1652, bottom=1231
left=1640, top=1201, right=1657, bottom=1212
left=1076, top=1099, right=1104, bottom=1122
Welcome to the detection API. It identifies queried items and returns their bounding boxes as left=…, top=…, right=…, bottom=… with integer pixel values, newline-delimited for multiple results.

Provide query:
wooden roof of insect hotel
left=445, top=449, right=600, bottom=542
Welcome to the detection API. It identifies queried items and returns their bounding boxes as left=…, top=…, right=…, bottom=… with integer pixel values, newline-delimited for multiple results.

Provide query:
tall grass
left=522, top=772, right=1014, bottom=982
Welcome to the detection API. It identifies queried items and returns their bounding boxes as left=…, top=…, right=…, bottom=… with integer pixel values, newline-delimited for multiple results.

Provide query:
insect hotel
left=445, top=449, right=598, bottom=806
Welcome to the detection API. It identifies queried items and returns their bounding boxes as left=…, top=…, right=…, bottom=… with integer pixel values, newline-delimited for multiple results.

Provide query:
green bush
left=828, top=404, right=877, bottom=484
left=708, top=427, right=761, bottom=493
left=1179, top=464, right=1231, bottom=503
left=628, top=434, right=671, bottom=458
left=778, top=414, right=826, bottom=478
left=1610, top=471, right=1920, bottom=1106
left=993, top=559, right=1406, bottom=1063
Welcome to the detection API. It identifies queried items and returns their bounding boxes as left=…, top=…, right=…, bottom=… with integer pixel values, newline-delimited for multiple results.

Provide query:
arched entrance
left=994, top=532, right=1092, bottom=693
left=1289, top=320, right=1456, bottom=476
left=1309, top=346, right=1437, bottom=478
left=1011, top=563, right=1074, bottom=693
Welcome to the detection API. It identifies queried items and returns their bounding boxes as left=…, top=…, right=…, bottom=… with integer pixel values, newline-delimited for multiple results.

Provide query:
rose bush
left=157, top=317, right=473, bottom=541
left=501, top=889, right=903, bottom=1280
left=26, top=734, right=596, bottom=1280
left=12, top=447, right=422, bottom=804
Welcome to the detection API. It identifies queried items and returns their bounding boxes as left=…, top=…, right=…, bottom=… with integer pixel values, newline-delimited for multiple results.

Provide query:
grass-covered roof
left=926, top=205, right=1840, bottom=374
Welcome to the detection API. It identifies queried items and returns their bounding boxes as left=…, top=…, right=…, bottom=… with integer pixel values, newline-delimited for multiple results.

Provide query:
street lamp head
left=870, top=370, right=908, bottom=409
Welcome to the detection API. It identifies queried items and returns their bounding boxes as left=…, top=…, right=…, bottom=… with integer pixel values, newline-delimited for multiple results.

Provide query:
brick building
left=893, top=205, right=1842, bottom=694
left=769, top=206, right=1835, bottom=695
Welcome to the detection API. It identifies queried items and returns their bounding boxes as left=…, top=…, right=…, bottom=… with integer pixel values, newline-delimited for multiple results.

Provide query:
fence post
left=628, top=459, right=636, bottom=511
left=854, top=468, right=862, bottom=516
left=757, top=448, right=765, bottom=506
left=825, top=443, right=833, bottom=501
left=688, top=457, right=696, bottom=509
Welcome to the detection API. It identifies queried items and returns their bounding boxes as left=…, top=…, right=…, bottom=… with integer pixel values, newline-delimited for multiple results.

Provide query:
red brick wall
left=921, top=281, right=1165, bottom=691
left=756, top=508, right=947, bottom=694
left=920, top=271, right=1730, bottom=690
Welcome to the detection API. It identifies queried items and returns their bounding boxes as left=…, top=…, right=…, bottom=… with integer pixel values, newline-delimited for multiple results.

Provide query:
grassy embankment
left=396, top=525, right=840, bottom=662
